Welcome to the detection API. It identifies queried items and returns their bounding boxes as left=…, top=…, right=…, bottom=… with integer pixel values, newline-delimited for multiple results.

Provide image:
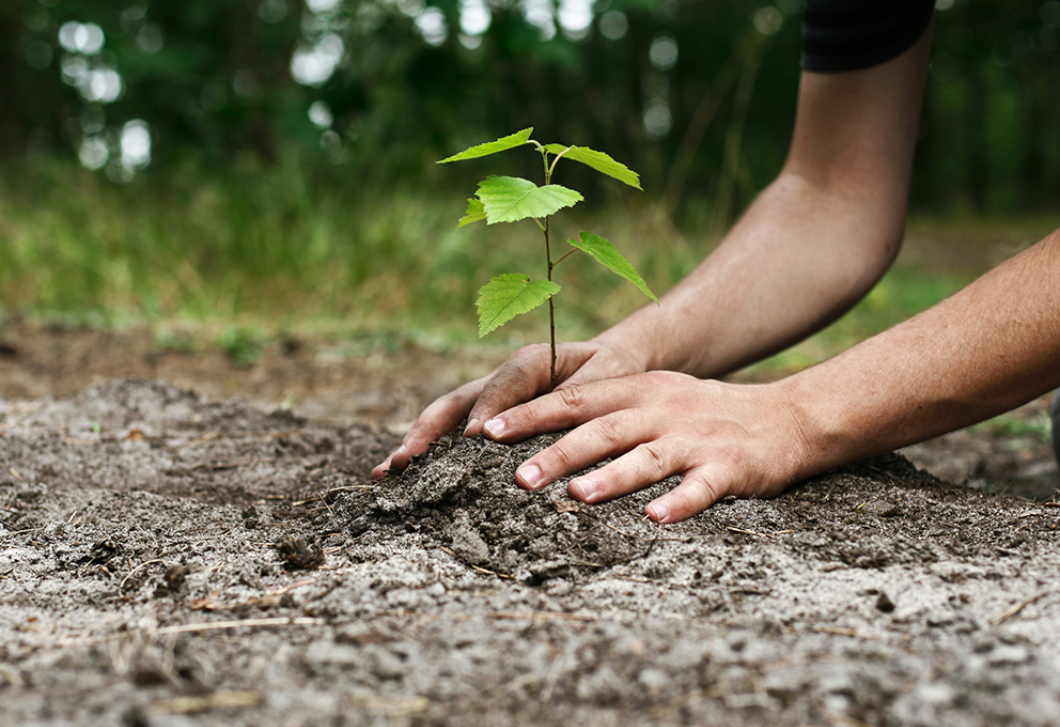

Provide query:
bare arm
left=785, top=230, right=1060, bottom=475
left=600, top=26, right=932, bottom=377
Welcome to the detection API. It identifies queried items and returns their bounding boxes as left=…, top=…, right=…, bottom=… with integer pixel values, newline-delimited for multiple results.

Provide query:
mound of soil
left=3, top=379, right=1060, bottom=726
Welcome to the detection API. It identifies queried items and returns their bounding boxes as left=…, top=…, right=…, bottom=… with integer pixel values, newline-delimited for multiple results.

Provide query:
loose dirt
left=1, top=324, right=1059, bottom=726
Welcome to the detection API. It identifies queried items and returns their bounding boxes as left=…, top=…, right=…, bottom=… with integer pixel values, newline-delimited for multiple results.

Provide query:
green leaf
left=569, top=231, right=658, bottom=303
left=476, top=274, right=561, bottom=337
left=476, top=176, right=583, bottom=224
left=457, top=198, right=486, bottom=228
left=545, top=144, right=642, bottom=190
left=438, top=128, right=534, bottom=164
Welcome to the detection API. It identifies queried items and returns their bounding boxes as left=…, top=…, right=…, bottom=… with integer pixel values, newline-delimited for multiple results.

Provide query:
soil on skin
left=1, top=323, right=1059, bottom=726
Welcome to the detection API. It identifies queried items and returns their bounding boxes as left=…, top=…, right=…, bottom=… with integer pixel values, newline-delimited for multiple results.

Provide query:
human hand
left=370, top=340, right=647, bottom=479
left=477, top=372, right=810, bottom=523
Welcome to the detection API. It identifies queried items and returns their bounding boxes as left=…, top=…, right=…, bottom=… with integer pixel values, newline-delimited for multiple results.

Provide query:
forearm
left=786, top=229, right=1060, bottom=476
left=595, top=172, right=905, bottom=378
left=595, top=30, right=930, bottom=380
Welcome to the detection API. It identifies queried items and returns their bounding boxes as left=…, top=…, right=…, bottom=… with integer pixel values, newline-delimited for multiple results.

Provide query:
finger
left=370, top=452, right=398, bottom=480
left=485, top=375, right=650, bottom=443
left=567, top=439, right=686, bottom=504
left=372, top=380, right=485, bottom=478
left=465, top=345, right=553, bottom=435
left=644, top=463, right=734, bottom=523
left=512, top=410, right=651, bottom=490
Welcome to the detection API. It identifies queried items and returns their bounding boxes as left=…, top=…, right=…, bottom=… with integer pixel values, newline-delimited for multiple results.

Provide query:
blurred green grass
left=2, top=157, right=1047, bottom=375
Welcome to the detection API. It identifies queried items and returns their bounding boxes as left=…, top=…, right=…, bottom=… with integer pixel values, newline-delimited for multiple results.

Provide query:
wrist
left=772, top=373, right=854, bottom=482
left=590, top=325, right=656, bottom=374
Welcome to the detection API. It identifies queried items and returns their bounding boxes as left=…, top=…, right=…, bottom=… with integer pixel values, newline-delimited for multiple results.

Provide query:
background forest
left=1, top=0, right=1059, bottom=356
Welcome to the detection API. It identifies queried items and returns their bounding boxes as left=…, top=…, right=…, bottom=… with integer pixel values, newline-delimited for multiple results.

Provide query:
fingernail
left=483, top=417, right=505, bottom=438
left=516, top=463, right=546, bottom=489
left=646, top=501, right=669, bottom=523
left=396, top=444, right=407, bottom=454
left=569, top=475, right=597, bottom=502
left=464, top=417, right=479, bottom=436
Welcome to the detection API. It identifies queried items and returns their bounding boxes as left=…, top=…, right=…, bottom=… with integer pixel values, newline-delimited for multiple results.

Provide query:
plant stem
left=544, top=215, right=557, bottom=392
left=541, top=149, right=558, bottom=392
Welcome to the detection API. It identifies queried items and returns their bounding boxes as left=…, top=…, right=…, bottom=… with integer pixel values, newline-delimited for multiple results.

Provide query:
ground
left=1, top=322, right=1058, bottom=727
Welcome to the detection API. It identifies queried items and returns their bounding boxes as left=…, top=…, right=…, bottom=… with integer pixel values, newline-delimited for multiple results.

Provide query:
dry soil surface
left=1, top=324, right=1059, bottom=727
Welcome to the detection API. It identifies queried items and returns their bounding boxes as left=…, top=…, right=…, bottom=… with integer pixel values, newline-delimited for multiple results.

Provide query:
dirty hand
left=371, top=340, right=646, bottom=479
left=479, top=372, right=809, bottom=523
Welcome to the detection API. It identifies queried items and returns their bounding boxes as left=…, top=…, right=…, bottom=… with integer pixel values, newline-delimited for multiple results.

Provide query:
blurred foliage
left=0, top=0, right=1058, bottom=219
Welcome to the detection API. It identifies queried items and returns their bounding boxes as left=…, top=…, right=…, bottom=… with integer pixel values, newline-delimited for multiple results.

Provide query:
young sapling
left=438, top=128, right=657, bottom=390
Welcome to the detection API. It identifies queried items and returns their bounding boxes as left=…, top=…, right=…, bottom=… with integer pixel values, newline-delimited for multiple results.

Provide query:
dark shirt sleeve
left=802, top=0, right=935, bottom=72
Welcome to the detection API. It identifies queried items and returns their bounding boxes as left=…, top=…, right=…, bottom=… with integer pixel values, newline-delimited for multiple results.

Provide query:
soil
left=1, top=322, right=1059, bottom=727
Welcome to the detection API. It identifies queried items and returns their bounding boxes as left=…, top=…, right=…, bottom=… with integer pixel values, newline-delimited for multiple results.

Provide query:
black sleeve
left=802, top=0, right=935, bottom=72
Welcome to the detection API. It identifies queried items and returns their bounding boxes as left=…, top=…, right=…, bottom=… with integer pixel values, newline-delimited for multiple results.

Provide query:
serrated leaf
left=476, top=274, right=561, bottom=337
left=544, top=144, right=641, bottom=190
left=438, top=128, right=534, bottom=164
left=457, top=198, right=486, bottom=228
left=476, top=176, right=583, bottom=224
left=569, top=231, right=658, bottom=303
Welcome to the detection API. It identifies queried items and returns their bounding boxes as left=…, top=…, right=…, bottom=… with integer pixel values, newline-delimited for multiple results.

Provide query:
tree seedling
left=438, top=128, right=657, bottom=390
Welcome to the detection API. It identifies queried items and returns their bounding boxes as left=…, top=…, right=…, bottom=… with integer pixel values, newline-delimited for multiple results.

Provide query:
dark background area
left=1, top=0, right=1058, bottom=222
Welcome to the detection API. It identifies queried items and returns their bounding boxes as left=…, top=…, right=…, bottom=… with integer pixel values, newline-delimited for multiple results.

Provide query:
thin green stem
left=547, top=146, right=572, bottom=179
left=553, top=248, right=578, bottom=268
left=545, top=215, right=557, bottom=392
left=540, top=146, right=558, bottom=391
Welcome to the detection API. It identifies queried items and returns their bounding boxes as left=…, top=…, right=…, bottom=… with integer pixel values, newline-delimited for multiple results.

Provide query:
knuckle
left=634, top=371, right=668, bottom=391
left=682, top=474, right=727, bottom=510
left=509, top=343, right=549, bottom=368
left=637, top=441, right=670, bottom=479
left=492, top=344, right=552, bottom=392
left=590, top=415, right=624, bottom=449
left=544, top=442, right=579, bottom=473
left=557, top=386, right=585, bottom=410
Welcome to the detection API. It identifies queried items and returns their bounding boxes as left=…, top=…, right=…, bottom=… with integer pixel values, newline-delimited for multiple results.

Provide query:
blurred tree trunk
left=0, top=6, right=28, bottom=155
left=968, top=65, right=989, bottom=212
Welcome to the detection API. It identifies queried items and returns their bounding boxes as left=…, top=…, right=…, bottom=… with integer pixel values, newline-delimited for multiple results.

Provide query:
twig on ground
left=148, top=691, right=263, bottom=715
left=0, top=526, right=46, bottom=542
left=168, top=431, right=221, bottom=450
left=992, top=591, right=1048, bottom=625
left=177, top=458, right=262, bottom=473
left=602, top=521, right=690, bottom=542
left=156, top=617, right=326, bottom=635
left=437, top=546, right=514, bottom=579
left=291, top=485, right=375, bottom=507
left=119, top=558, right=170, bottom=593
left=347, top=694, right=431, bottom=717
left=814, top=626, right=880, bottom=641
left=727, top=526, right=770, bottom=538
left=469, top=563, right=514, bottom=579
left=826, top=711, right=880, bottom=727
left=490, top=610, right=598, bottom=622
left=188, top=578, right=319, bottom=611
